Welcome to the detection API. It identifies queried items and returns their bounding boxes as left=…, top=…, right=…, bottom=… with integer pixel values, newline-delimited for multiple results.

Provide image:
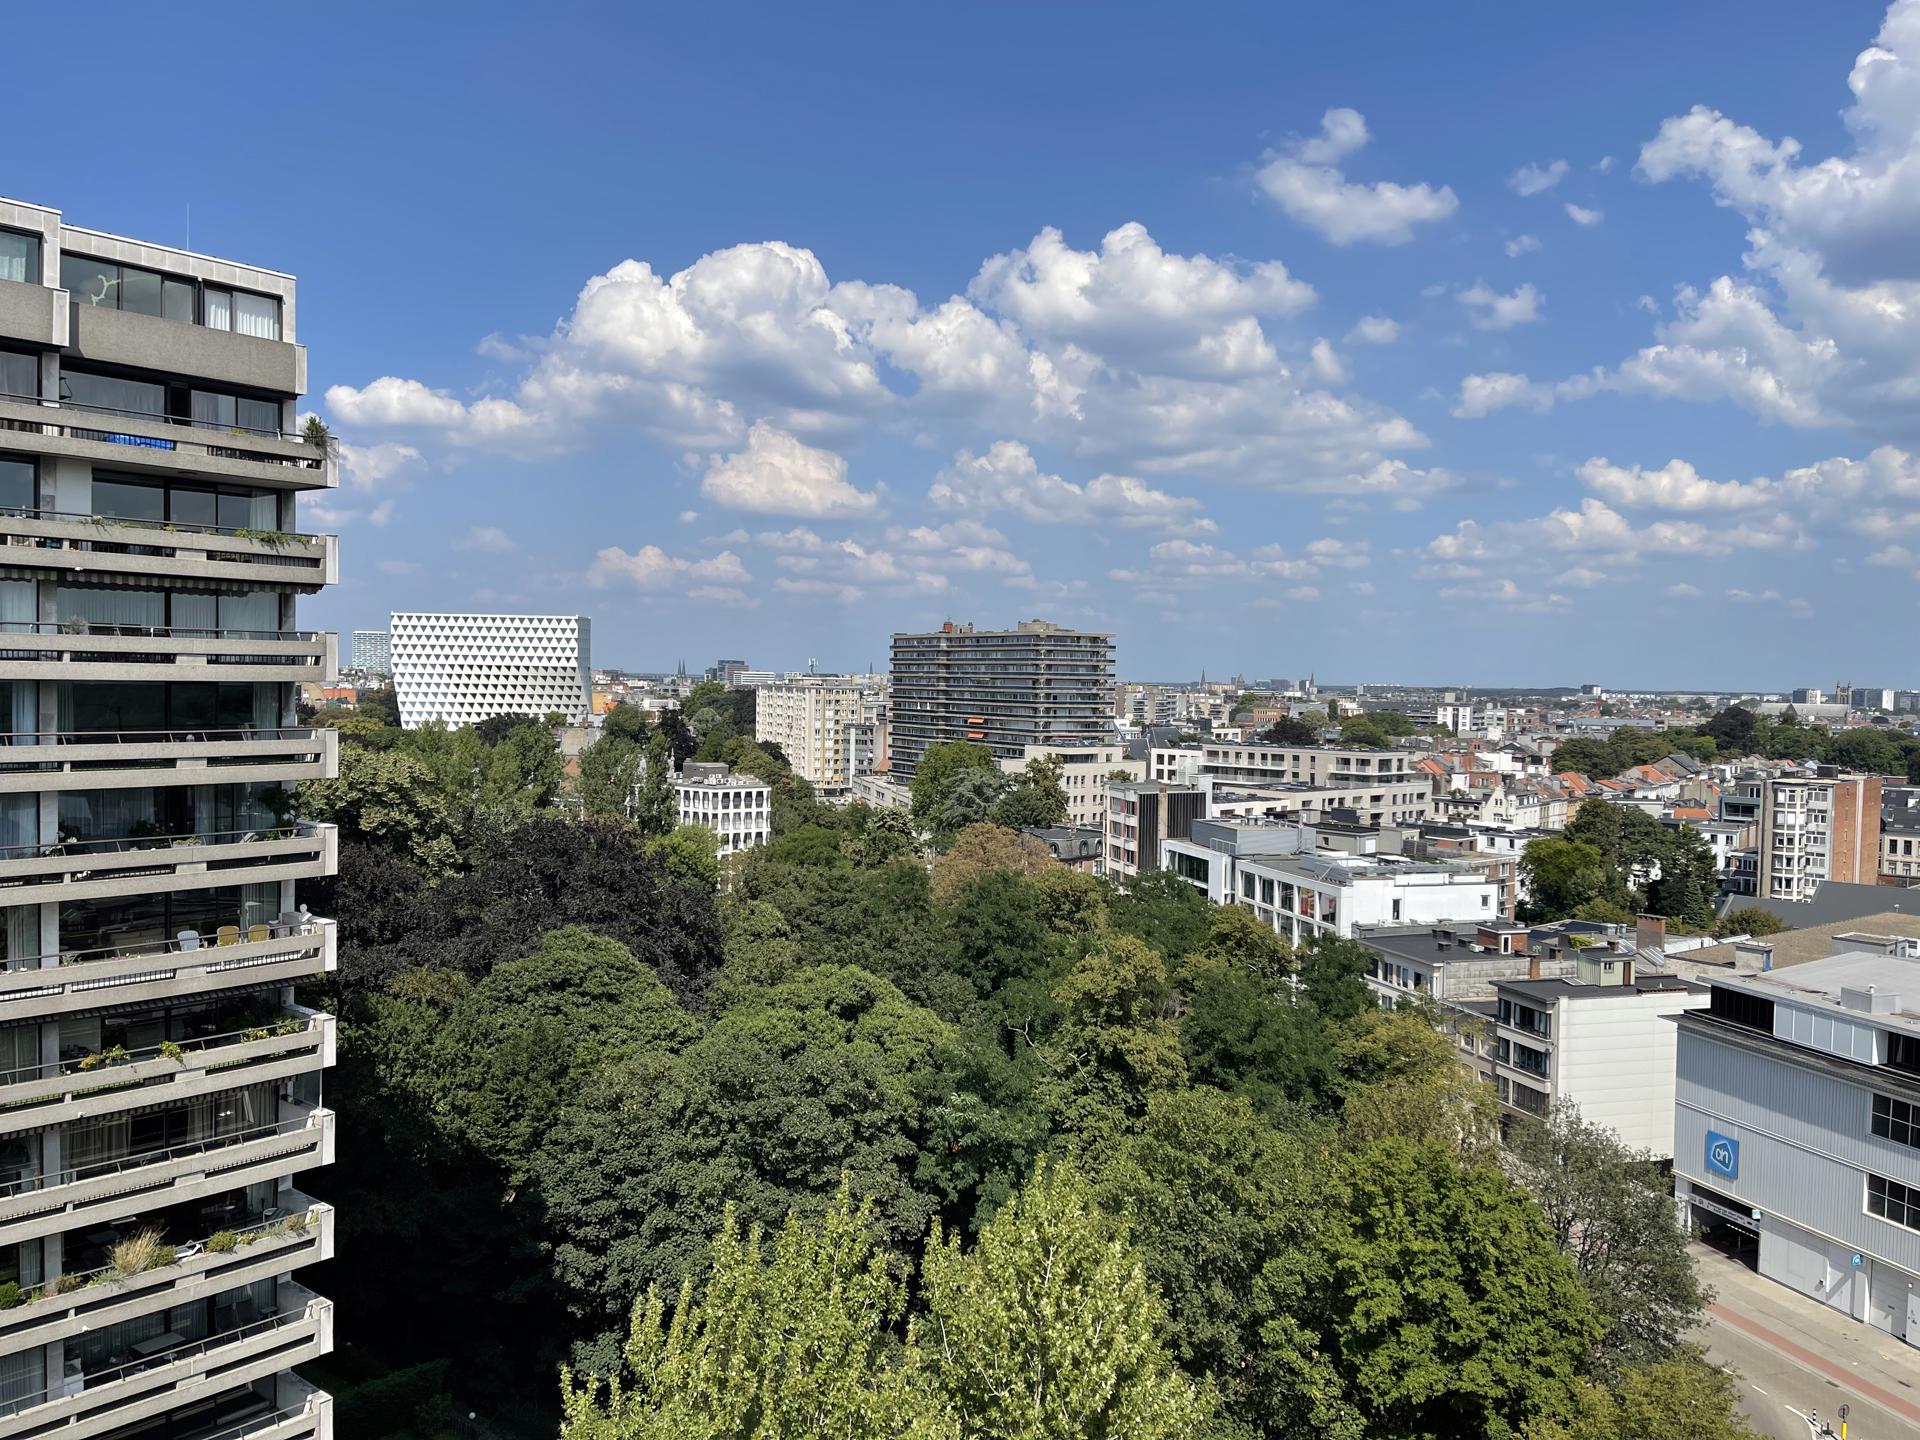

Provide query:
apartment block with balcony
left=673, top=763, right=770, bottom=857
left=0, top=198, right=338, bottom=1439
left=754, top=678, right=873, bottom=795
left=1103, top=781, right=1204, bottom=883
left=1149, top=741, right=1433, bottom=827
left=998, top=742, right=1142, bottom=831
left=887, top=620, right=1114, bottom=778
left=1758, top=770, right=1883, bottom=904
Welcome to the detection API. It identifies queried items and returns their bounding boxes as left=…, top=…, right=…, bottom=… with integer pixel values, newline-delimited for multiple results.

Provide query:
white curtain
left=191, top=390, right=234, bottom=429
left=0, top=582, right=33, bottom=634
left=4, top=907, right=38, bottom=965
left=232, top=292, right=279, bottom=340
left=203, top=288, right=232, bottom=332
left=0, top=1343, right=43, bottom=1413
left=56, top=585, right=163, bottom=630
left=0, top=235, right=32, bottom=285
left=4, top=683, right=34, bottom=744
left=252, top=683, right=282, bottom=734
left=219, top=591, right=278, bottom=635
left=0, top=797, right=34, bottom=854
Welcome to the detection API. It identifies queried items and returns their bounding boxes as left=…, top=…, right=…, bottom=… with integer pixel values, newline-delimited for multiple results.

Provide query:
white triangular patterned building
left=389, top=612, right=591, bottom=728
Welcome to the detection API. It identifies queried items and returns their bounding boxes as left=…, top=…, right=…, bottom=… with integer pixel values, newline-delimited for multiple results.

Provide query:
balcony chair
left=215, top=925, right=240, bottom=947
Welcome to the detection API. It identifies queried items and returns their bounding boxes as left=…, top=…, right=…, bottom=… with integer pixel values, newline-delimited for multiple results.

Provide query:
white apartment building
left=755, top=678, right=872, bottom=795
left=389, top=612, right=591, bottom=729
left=674, top=763, right=770, bottom=857
left=1757, top=772, right=1883, bottom=903
left=1150, top=742, right=1431, bottom=827
left=1000, top=742, right=1144, bottom=830
left=1492, top=959, right=1709, bottom=1157
left=1164, top=818, right=1501, bottom=946
left=1674, top=941, right=1920, bottom=1341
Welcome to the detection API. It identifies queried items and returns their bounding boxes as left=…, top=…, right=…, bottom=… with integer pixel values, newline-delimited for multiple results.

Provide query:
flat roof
left=1717, top=950, right=1920, bottom=1026
left=1497, top=974, right=1704, bottom=999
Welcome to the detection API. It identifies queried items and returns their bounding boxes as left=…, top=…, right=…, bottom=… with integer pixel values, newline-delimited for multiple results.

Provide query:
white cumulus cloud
left=1255, top=108, right=1459, bottom=246
left=701, top=423, right=879, bottom=518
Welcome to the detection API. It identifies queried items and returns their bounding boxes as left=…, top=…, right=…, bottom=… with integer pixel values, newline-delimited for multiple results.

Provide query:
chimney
left=1528, top=953, right=1542, bottom=980
left=1621, top=957, right=1633, bottom=986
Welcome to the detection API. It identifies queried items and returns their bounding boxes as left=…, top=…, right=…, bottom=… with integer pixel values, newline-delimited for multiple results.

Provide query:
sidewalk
left=1692, top=1243, right=1920, bottom=1429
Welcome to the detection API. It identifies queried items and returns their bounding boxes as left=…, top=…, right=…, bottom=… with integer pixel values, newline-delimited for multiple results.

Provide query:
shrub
left=110, top=1229, right=168, bottom=1277
left=54, top=1272, right=87, bottom=1294
left=0, top=1282, right=20, bottom=1309
left=207, top=1230, right=238, bottom=1254
left=158, top=1040, right=184, bottom=1062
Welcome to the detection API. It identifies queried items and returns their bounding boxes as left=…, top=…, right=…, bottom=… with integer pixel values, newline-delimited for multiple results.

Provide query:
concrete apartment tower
left=887, top=619, right=1115, bottom=778
left=0, top=198, right=340, bottom=1435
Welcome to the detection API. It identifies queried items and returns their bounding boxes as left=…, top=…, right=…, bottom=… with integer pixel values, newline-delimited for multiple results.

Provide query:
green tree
left=1093, top=1088, right=1322, bottom=1424
left=1536, top=1351, right=1762, bottom=1440
left=992, top=754, right=1069, bottom=830
left=1335, top=1006, right=1499, bottom=1158
left=1257, top=715, right=1320, bottom=745
left=357, top=684, right=400, bottom=727
left=1038, top=935, right=1187, bottom=1144
left=1180, top=955, right=1340, bottom=1114
left=930, top=824, right=1057, bottom=906
left=648, top=824, right=720, bottom=891
left=909, top=742, right=1002, bottom=832
left=579, top=732, right=646, bottom=820
left=631, top=735, right=677, bottom=837
left=1645, top=824, right=1719, bottom=929
left=1520, top=837, right=1609, bottom=920
left=1259, top=1138, right=1603, bottom=1440
left=1506, top=1103, right=1707, bottom=1372
left=602, top=703, right=651, bottom=743
left=930, top=767, right=1011, bottom=846
left=1713, top=906, right=1790, bottom=938
left=1106, top=870, right=1211, bottom=960
left=918, top=1157, right=1214, bottom=1439
left=298, top=742, right=458, bottom=873
left=560, top=1183, right=950, bottom=1440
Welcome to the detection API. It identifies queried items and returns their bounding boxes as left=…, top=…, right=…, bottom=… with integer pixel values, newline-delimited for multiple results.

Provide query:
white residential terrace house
left=1492, top=956, right=1709, bottom=1157
left=1674, top=938, right=1920, bottom=1343
left=1149, top=741, right=1431, bottom=828
left=0, top=197, right=339, bottom=1437
left=673, top=762, right=770, bottom=858
left=1163, top=816, right=1501, bottom=946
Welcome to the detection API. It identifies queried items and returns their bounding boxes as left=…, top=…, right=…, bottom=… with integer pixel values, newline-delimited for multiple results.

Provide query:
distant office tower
left=390, top=612, right=591, bottom=729
left=889, top=620, right=1115, bottom=777
left=756, top=678, right=869, bottom=794
left=0, top=196, right=340, bottom=1434
left=350, top=629, right=390, bottom=675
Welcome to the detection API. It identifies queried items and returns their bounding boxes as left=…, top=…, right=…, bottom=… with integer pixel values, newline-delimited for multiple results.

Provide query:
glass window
left=162, top=278, right=195, bottom=324
left=0, top=231, right=36, bottom=286
left=232, top=291, right=280, bottom=341
left=168, top=487, right=217, bottom=530
left=1869, top=1172, right=1920, bottom=1231
left=0, top=351, right=35, bottom=401
left=203, top=287, right=231, bottom=331
left=191, top=390, right=236, bottom=430
left=60, top=253, right=118, bottom=308
left=236, top=396, right=279, bottom=435
left=61, top=370, right=165, bottom=419
left=55, top=583, right=165, bottom=630
left=0, top=459, right=30, bottom=513
left=1872, top=1093, right=1920, bottom=1149
left=90, top=478, right=165, bottom=524
left=118, top=266, right=162, bottom=317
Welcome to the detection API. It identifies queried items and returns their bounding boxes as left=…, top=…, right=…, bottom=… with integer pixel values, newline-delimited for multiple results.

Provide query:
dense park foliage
left=294, top=705, right=1754, bottom=1439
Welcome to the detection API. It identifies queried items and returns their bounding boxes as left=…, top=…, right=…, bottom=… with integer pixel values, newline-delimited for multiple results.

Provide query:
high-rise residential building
left=389, top=612, right=591, bottom=729
left=1756, top=770, right=1884, bottom=904
left=349, top=629, right=390, bottom=676
left=888, top=620, right=1114, bottom=778
left=755, top=678, right=871, bottom=794
left=0, top=197, right=340, bottom=1435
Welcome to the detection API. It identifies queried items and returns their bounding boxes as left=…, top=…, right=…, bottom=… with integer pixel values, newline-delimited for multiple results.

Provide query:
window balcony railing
left=0, top=1291, right=331, bottom=1431
left=0, top=1012, right=330, bottom=1125
left=0, top=917, right=334, bottom=1015
left=0, top=507, right=337, bottom=587
left=0, top=393, right=333, bottom=483
left=0, top=1202, right=331, bottom=1348
left=0, top=726, right=336, bottom=794
left=0, top=1107, right=334, bottom=1250
left=0, top=823, right=335, bottom=908
left=0, top=623, right=330, bottom=684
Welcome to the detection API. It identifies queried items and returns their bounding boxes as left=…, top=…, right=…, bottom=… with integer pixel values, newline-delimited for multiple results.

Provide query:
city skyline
left=8, top=3, right=1918, bottom=685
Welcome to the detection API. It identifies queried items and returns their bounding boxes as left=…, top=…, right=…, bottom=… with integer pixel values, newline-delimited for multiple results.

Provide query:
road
left=1700, top=1301, right=1920, bottom=1439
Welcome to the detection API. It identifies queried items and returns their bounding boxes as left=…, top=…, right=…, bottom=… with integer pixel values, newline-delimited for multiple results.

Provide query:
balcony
left=0, top=1201, right=332, bottom=1355
left=0, top=624, right=331, bottom=686
left=0, top=396, right=335, bottom=491
left=0, top=509, right=337, bottom=589
left=0, top=922, right=331, bottom=1025
left=0, top=1012, right=333, bottom=1136
left=0, top=1285, right=332, bottom=1440
left=66, top=300, right=304, bottom=397
left=0, top=728, right=337, bottom=796
left=0, top=824, right=335, bottom=908
left=0, top=282, right=65, bottom=350
left=0, top=1106, right=334, bottom=1250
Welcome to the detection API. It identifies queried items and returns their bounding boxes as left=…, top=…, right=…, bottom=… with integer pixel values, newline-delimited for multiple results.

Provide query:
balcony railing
left=0, top=917, right=333, bottom=1016
left=0, top=389, right=315, bottom=447
left=0, top=1113, right=321, bottom=1201
left=0, top=1013, right=329, bottom=1127
left=0, top=622, right=329, bottom=685
left=0, top=394, right=334, bottom=486
left=0, top=1203, right=330, bottom=1351
left=0, top=1294, right=330, bottom=1432
left=0, top=726, right=336, bottom=795
left=0, top=823, right=333, bottom=909
left=0, top=508, right=337, bottom=587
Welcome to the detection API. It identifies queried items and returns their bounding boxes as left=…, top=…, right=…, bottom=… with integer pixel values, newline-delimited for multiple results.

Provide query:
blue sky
left=10, top=2, right=1916, bottom=686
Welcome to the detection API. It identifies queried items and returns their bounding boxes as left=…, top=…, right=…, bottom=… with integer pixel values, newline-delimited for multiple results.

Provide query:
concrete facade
left=390, top=612, right=592, bottom=729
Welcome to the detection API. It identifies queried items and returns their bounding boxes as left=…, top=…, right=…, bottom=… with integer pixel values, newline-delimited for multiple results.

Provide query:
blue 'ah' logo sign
left=1706, top=1130, right=1739, bottom=1179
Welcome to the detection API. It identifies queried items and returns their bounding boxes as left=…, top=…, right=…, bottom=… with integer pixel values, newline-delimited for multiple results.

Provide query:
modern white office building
left=674, top=763, right=771, bottom=857
left=0, top=196, right=339, bottom=1436
left=389, top=612, right=591, bottom=729
left=1675, top=939, right=1920, bottom=1341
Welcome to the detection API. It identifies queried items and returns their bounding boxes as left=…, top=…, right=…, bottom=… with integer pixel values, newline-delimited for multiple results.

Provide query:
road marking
left=1754, top=1386, right=1768, bottom=1395
left=1711, top=1302, right=1920, bottom=1426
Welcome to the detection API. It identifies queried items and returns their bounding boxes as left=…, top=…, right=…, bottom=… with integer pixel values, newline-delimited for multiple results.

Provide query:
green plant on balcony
left=54, top=1272, right=87, bottom=1295
left=110, top=1229, right=171, bottom=1277
left=58, top=617, right=88, bottom=635
left=271, top=1017, right=305, bottom=1038
left=207, top=1230, right=238, bottom=1254
left=241, top=1026, right=269, bottom=1043
left=75, top=1045, right=128, bottom=1073
left=0, top=1282, right=19, bottom=1310
left=158, top=1040, right=184, bottom=1062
